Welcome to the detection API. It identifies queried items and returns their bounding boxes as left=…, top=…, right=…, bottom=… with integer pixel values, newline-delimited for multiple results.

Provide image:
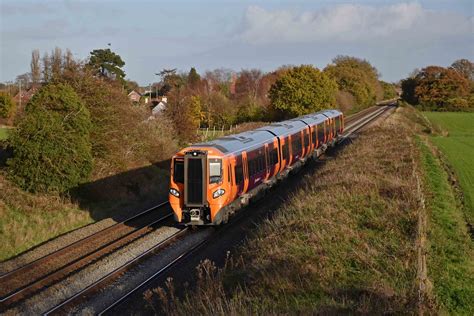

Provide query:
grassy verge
left=423, top=112, right=474, bottom=226
left=416, top=137, right=474, bottom=314
left=153, top=109, right=422, bottom=314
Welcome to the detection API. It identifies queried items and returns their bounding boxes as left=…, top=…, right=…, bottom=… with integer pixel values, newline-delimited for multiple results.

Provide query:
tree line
left=156, top=56, right=397, bottom=142
left=1, top=47, right=397, bottom=194
left=401, top=59, right=474, bottom=111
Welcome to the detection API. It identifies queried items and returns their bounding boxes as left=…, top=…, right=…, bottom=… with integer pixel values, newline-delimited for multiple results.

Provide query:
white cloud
left=240, top=3, right=473, bottom=44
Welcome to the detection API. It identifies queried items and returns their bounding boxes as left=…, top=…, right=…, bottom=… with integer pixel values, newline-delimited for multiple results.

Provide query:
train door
left=303, top=128, right=310, bottom=158
left=312, top=125, right=318, bottom=149
left=242, top=152, right=250, bottom=194
left=264, top=144, right=270, bottom=180
left=234, top=155, right=245, bottom=196
left=281, top=136, right=290, bottom=172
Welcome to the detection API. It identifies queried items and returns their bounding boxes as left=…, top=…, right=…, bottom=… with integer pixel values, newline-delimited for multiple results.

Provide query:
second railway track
left=0, top=202, right=172, bottom=310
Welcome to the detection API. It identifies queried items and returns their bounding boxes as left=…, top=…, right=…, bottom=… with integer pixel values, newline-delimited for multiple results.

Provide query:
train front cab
left=169, top=148, right=232, bottom=225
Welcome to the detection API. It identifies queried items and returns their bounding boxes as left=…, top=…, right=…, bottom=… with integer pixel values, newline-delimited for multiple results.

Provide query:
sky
left=1, top=0, right=473, bottom=84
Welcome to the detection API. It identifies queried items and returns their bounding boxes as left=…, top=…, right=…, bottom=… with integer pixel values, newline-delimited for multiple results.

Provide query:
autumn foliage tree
left=269, top=65, right=337, bottom=119
left=402, top=65, right=471, bottom=111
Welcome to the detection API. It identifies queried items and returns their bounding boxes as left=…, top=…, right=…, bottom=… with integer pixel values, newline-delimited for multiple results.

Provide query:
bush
left=0, top=92, right=16, bottom=120
left=269, top=65, right=337, bottom=118
left=7, top=83, right=92, bottom=192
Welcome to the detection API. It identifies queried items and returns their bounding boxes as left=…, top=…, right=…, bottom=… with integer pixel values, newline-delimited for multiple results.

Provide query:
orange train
left=169, top=109, right=344, bottom=225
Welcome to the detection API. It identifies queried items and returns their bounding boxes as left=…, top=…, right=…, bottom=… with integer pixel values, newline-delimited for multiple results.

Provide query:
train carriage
left=169, top=109, right=344, bottom=225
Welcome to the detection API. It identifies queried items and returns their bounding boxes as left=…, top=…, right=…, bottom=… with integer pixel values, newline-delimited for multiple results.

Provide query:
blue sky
left=1, top=0, right=473, bottom=84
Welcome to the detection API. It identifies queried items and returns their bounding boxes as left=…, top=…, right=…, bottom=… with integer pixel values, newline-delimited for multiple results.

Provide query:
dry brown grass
left=149, top=108, right=429, bottom=314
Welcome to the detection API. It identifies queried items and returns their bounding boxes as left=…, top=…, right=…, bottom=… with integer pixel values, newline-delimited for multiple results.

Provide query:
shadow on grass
left=68, top=158, right=172, bottom=225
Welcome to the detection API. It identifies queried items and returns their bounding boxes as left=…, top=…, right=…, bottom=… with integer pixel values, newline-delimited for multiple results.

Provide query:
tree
left=51, top=47, right=63, bottom=79
left=42, top=52, right=51, bottom=82
left=269, top=65, right=337, bottom=118
left=0, top=92, right=16, bottom=119
left=401, top=77, right=418, bottom=105
left=380, top=81, right=397, bottom=99
left=451, top=59, right=474, bottom=81
left=8, top=83, right=92, bottom=192
left=125, top=80, right=139, bottom=93
left=87, top=48, right=126, bottom=82
left=30, top=49, right=41, bottom=85
left=188, top=67, right=201, bottom=89
left=158, top=68, right=184, bottom=95
left=235, top=69, right=262, bottom=100
left=324, top=56, right=382, bottom=108
left=414, top=66, right=470, bottom=109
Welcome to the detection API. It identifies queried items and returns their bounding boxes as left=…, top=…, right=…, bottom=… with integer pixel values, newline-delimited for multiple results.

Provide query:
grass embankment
left=423, top=112, right=474, bottom=224
left=417, top=138, right=474, bottom=314
left=155, top=109, right=423, bottom=314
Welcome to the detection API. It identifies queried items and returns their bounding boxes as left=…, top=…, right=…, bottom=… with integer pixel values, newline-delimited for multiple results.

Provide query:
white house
left=151, top=96, right=168, bottom=115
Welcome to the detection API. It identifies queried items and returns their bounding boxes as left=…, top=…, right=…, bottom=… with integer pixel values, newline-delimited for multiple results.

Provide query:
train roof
left=186, top=109, right=342, bottom=156
left=316, top=109, right=343, bottom=119
left=289, top=113, right=328, bottom=126
left=191, top=129, right=275, bottom=155
left=256, top=120, right=307, bottom=138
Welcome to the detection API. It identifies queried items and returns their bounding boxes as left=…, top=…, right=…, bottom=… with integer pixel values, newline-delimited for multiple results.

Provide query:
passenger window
left=209, top=158, right=222, bottom=184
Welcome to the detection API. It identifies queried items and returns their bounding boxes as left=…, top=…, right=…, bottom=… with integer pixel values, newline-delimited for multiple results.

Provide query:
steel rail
left=43, top=227, right=189, bottom=316
left=96, top=231, right=209, bottom=316
left=0, top=202, right=171, bottom=309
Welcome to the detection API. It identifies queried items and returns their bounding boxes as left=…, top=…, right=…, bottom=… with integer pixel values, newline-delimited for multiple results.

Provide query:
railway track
left=342, top=104, right=393, bottom=138
left=44, top=227, right=191, bottom=315
left=0, top=202, right=172, bottom=310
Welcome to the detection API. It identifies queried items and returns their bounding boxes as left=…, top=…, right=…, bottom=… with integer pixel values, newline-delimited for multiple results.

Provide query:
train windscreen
left=173, top=159, right=184, bottom=183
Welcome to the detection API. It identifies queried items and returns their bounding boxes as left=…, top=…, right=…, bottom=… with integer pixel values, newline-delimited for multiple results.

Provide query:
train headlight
left=213, top=188, right=225, bottom=199
left=169, top=188, right=180, bottom=197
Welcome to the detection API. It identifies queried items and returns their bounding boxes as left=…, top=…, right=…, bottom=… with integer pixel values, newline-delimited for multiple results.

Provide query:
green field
left=424, top=112, right=474, bottom=224
left=0, top=127, right=9, bottom=140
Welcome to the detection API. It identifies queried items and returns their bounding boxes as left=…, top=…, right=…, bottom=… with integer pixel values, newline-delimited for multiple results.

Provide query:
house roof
left=128, top=90, right=142, bottom=96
